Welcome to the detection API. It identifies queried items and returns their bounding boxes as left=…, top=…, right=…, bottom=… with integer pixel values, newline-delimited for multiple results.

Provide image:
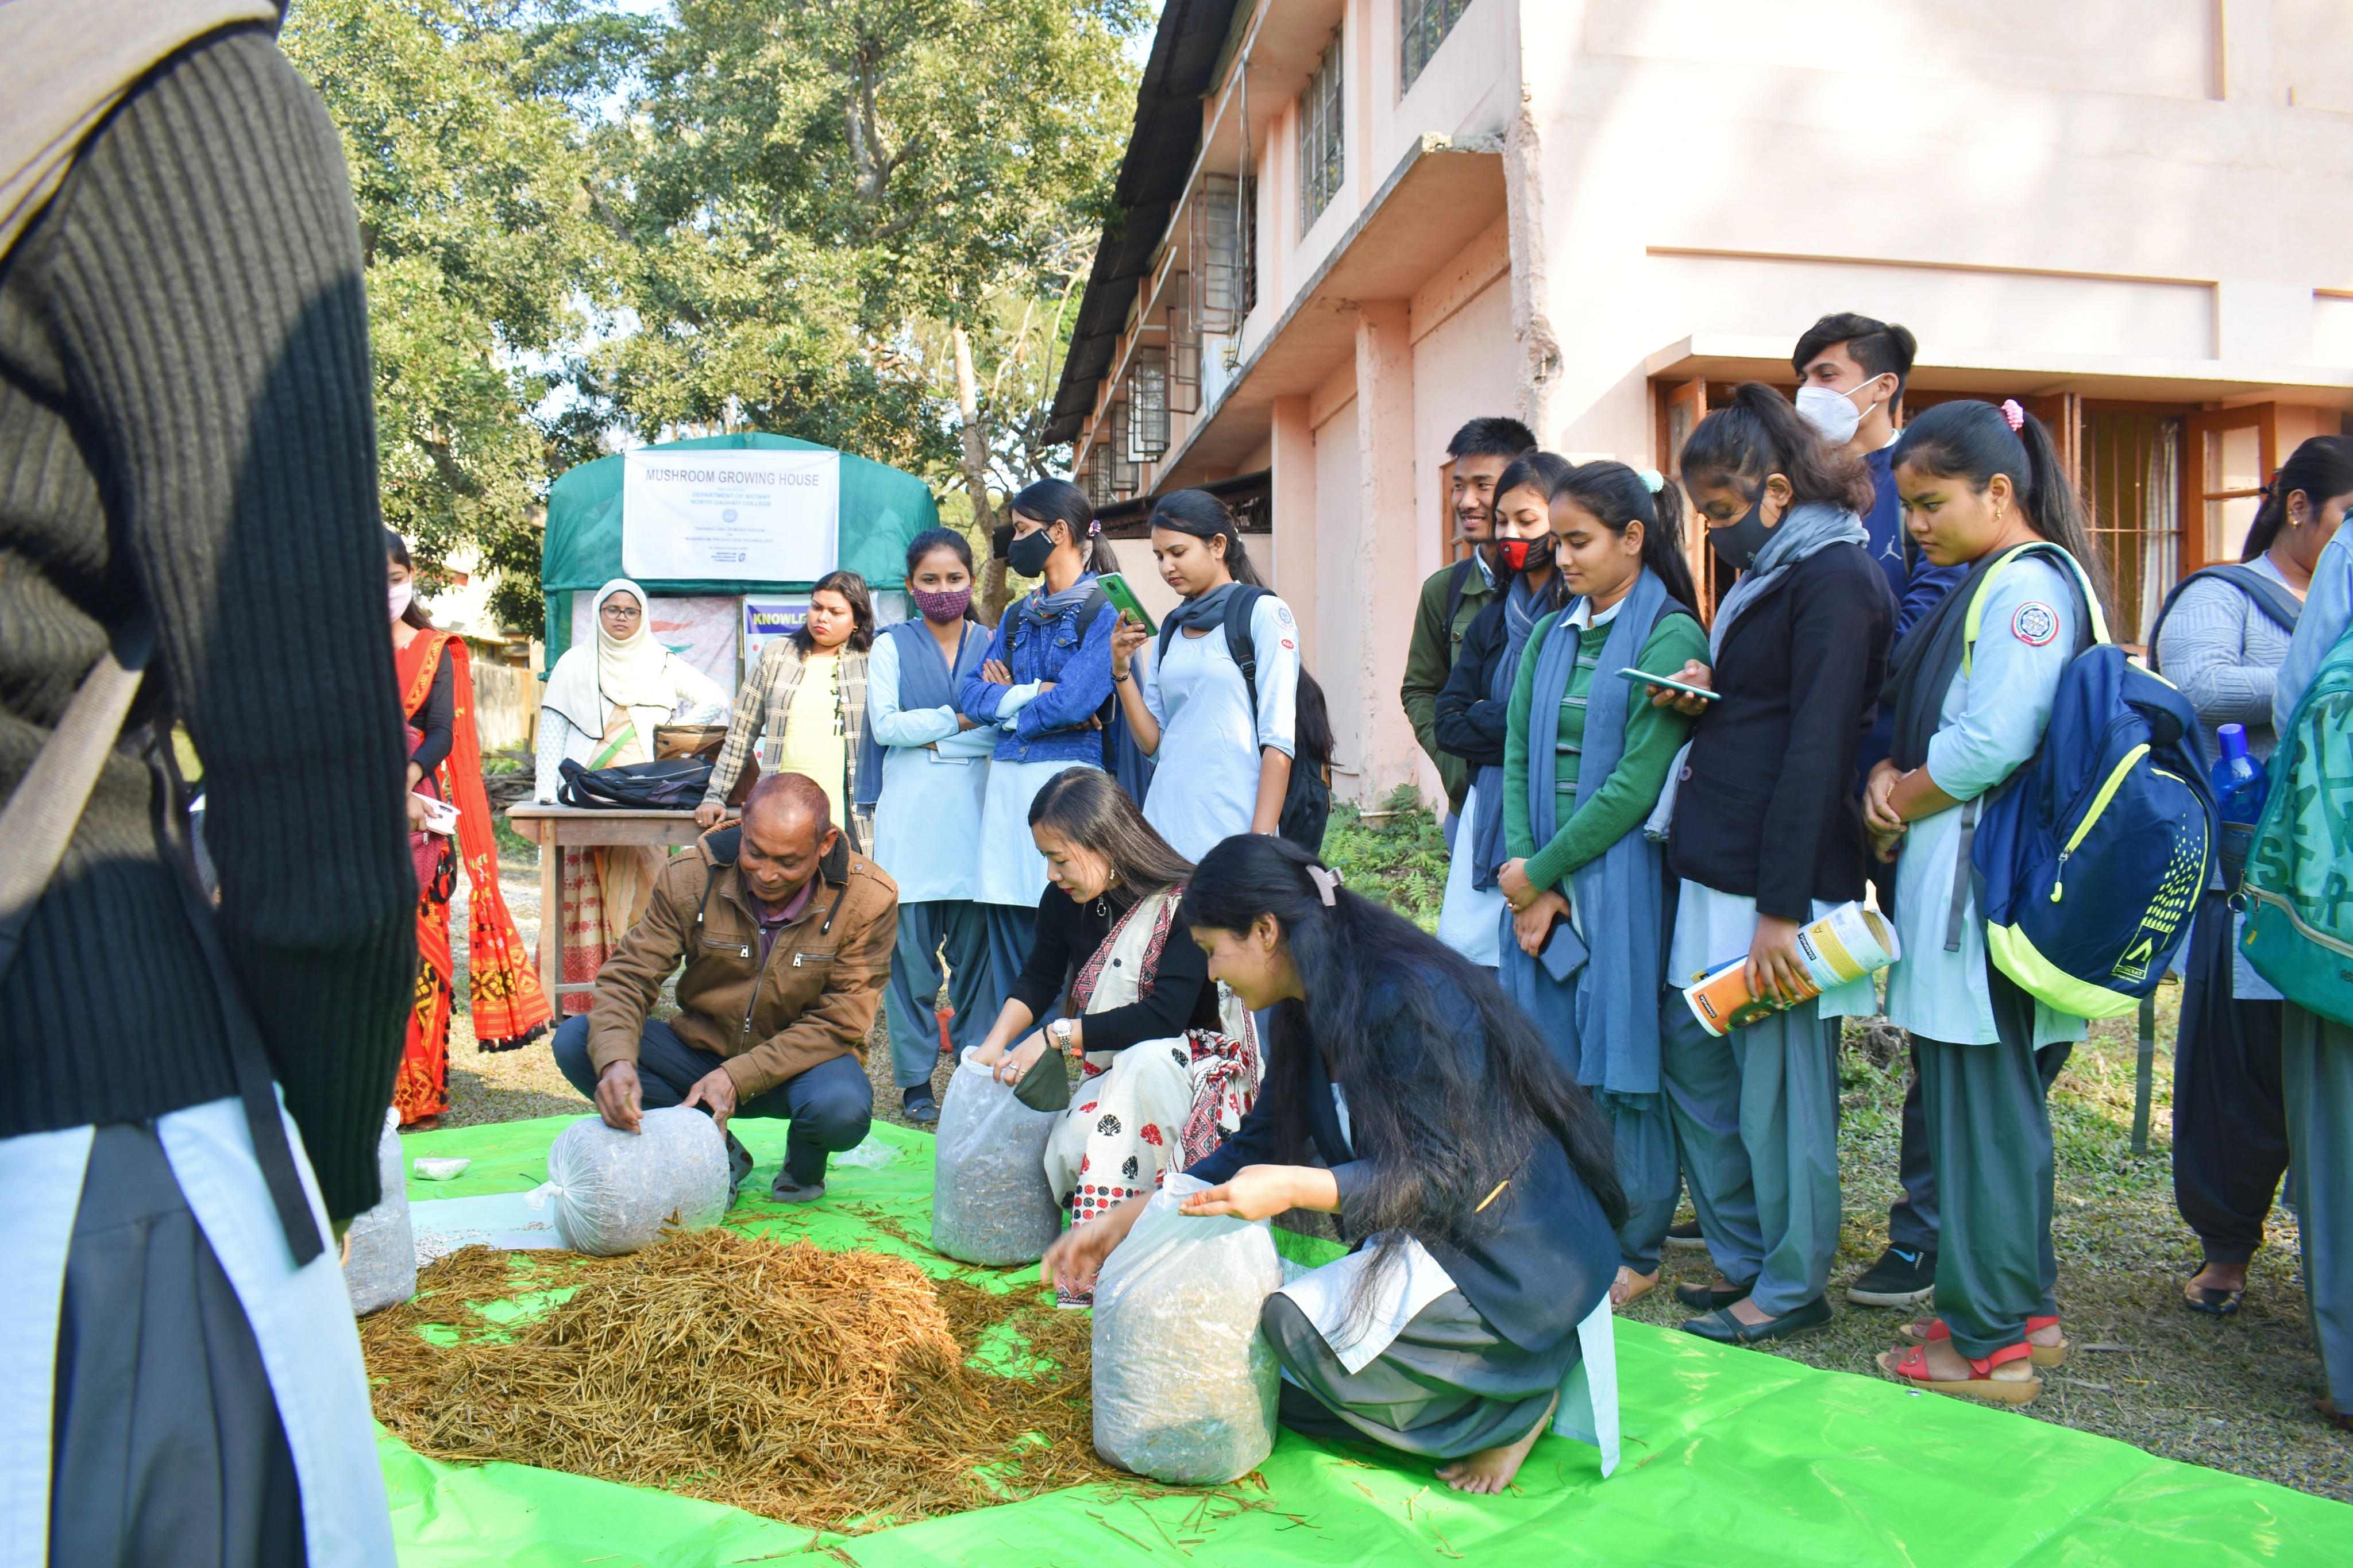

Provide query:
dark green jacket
left=1401, top=557, right=1497, bottom=813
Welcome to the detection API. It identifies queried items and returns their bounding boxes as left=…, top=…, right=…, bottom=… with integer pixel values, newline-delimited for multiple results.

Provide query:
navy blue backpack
left=1968, top=546, right=2216, bottom=1017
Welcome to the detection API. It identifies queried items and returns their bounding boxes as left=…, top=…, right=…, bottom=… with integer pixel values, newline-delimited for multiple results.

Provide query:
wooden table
left=506, top=804, right=713, bottom=1002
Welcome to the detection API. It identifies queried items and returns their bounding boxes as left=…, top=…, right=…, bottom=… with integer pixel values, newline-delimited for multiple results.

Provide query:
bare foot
left=2028, top=1319, right=2065, bottom=1351
left=2188, top=1262, right=2248, bottom=1295
left=1912, top=1337, right=1977, bottom=1381
left=1727, top=1295, right=1773, bottom=1327
left=1437, top=1392, right=1558, bottom=1496
left=1611, top=1267, right=1658, bottom=1307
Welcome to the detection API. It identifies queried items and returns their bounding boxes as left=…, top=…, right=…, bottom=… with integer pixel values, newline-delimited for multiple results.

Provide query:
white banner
left=621, top=448, right=840, bottom=583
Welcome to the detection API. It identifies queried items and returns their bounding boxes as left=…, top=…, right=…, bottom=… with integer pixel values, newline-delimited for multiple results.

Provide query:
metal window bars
left=1127, top=348, right=1170, bottom=464
left=1402, top=0, right=1469, bottom=91
left=1167, top=273, right=1199, bottom=415
left=1299, top=34, right=1344, bottom=231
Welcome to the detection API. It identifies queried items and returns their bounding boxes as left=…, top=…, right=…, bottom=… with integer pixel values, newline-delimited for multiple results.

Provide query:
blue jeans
left=552, top=1015, right=873, bottom=1186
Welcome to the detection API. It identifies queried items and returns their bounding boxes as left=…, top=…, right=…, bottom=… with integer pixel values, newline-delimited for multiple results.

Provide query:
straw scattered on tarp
left=360, top=1230, right=1113, bottom=1531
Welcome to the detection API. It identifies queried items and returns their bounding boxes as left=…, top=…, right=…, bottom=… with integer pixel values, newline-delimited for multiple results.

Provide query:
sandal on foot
left=1878, top=1341, right=2042, bottom=1404
left=2320, top=1398, right=2351, bottom=1432
left=2183, top=1280, right=2244, bottom=1317
left=1900, top=1314, right=2069, bottom=1367
left=1613, top=1266, right=1659, bottom=1307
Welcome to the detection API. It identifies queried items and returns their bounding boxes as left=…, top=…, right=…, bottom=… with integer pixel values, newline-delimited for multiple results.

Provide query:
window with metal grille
left=1167, top=274, right=1200, bottom=415
left=1083, top=439, right=1115, bottom=509
left=1402, top=0, right=1469, bottom=91
left=1298, top=35, right=1344, bottom=233
left=1191, top=176, right=1257, bottom=333
left=1128, top=349, right=1170, bottom=462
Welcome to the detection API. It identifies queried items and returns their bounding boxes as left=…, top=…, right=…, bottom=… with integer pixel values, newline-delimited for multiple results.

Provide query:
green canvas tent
left=539, top=433, right=940, bottom=662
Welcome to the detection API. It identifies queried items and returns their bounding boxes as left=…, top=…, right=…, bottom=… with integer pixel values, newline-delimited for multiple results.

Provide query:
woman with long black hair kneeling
left=1043, top=835, right=1624, bottom=1494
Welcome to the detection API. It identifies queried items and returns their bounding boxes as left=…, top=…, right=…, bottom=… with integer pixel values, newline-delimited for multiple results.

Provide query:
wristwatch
left=1049, top=1018, right=1075, bottom=1053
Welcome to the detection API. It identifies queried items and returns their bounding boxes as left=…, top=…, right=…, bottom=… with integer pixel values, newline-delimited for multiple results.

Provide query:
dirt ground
left=448, top=837, right=2348, bottom=1503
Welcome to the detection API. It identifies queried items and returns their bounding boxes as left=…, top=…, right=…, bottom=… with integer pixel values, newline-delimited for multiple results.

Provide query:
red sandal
left=1877, top=1341, right=2042, bottom=1404
left=1900, top=1314, right=2067, bottom=1367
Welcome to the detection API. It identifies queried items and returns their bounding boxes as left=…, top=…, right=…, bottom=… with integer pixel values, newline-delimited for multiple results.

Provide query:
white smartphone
left=1618, top=667, right=1720, bottom=702
left=414, top=793, right=461, bottom=835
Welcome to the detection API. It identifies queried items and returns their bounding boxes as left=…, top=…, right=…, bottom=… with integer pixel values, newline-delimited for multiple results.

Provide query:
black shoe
left=1681, top=1295, right=1834, bottom=1346
left=770, top=1170, right=826, bottom=1204
left=1674, top=1276, right=1754, bottom=1311
left=1665, top=1219, right=1707, bottom=1252
left=724, top=1131, right=754, bottom=1206
left=902, top=1086, right=940, bottom=1126
left=1846, top=1244, right=1937, bottom=1307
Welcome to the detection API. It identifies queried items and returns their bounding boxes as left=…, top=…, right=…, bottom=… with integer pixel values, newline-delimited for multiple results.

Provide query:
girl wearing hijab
left=1495, top=461, right=1708, bottom=1307
left=699, top=571, right=878, bottom=848
left=1654, top=384, right=1896, bottom=1346
left=960, top=479, right=1122, bottom=1017
left=537, top=578, right=728, bottom=1011
left=867, top=528, right=996, bottom=1124
left=1107, top=489, right=1310, bottom=860
left=1043, top=835, right=1624, bottom=1494
left=1431, top=451, right=1573, bottom=966
left=390, top=532, right=552, bottom=1125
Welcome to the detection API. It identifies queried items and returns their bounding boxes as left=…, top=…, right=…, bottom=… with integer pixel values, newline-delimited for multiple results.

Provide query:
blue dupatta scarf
left=1468, top=575, right=1549, bottom=893
left=1496, top=567, right=1669, bottom=1096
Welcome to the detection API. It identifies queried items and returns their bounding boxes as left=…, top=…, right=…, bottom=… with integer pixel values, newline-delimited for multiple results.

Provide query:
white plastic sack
left=930, top=1047, right=1063, bottom=1265
left=1091, top=1173, right=1282, bottom=1484
left=342, top=1107, right=416, bottom=1316
left=539, top=1108, right=730, bottom=1256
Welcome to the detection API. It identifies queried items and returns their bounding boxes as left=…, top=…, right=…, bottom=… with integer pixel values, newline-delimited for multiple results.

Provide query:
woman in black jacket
left=1430, top=452, right=1572, bottom=966
left=1653, top=384, right=1896, bottom=1347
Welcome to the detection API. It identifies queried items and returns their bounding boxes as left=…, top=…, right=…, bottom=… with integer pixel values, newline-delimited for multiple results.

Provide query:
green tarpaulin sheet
left=385, top=1115, right=2352, bottom=1567
left=539, top=433, right=940, bottom=659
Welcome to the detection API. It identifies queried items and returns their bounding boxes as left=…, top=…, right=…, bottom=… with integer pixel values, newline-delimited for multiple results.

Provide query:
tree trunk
left=953, top=324, right=1007, bottom=627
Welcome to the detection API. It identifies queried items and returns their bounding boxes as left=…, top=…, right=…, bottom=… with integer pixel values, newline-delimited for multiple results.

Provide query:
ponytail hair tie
left=2000, top=399, right=2027, bottom=433
left=1087, top=519, right=1103, bottom=538
left=1305, top=864, right=1343, bottom=907
left=1635, top=468, right=1666, bottom=494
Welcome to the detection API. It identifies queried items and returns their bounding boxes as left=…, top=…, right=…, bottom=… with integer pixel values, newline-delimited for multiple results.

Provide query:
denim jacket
left=959, top=578, right=1117, bottom=765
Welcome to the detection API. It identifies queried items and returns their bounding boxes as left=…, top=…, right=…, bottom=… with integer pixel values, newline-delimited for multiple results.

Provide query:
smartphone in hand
left=1618, top=666, right=1719, bottom=702
left=1096, top=573, right=1159, bottom=638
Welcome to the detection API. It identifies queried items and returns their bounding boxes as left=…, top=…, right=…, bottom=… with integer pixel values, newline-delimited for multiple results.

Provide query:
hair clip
left=2000, top=399, right=2026, bottom=432
left=1305, top=864, right=1343, bottom=907
left=1634, top=468, right=1666, bottom=494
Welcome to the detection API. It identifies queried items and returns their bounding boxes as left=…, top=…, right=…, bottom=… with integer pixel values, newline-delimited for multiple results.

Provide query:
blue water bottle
left=2209, top=723, right=2267, bottom=890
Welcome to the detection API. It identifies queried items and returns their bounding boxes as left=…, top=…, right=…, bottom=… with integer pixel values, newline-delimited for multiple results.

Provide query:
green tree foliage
left=286, top=0, right=1141, bottom=627
left=285, top=0, right=643, bottom=628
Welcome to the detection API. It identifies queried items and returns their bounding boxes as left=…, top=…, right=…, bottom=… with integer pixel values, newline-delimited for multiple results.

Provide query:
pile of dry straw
left=360, top=1227, right=1110, bottom=1530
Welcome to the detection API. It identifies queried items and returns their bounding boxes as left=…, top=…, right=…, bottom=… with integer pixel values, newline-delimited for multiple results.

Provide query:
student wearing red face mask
left=1430, top=452, right=1572, bottom=967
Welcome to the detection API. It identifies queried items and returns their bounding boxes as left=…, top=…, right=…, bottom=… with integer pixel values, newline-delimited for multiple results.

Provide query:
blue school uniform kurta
left=1882, top=555, right=2091, bottom=1048
left=867, top=628, right=995, bottom=903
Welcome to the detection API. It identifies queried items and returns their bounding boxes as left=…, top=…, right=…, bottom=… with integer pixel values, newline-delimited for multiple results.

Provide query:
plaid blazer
left=703, top=639, right=873, bottom=844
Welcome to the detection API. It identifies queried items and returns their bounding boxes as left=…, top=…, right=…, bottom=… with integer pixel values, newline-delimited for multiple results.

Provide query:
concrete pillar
left=1270, top=395, right=1317, bottom=667
left=1351, top=299, right=1420, bottom=805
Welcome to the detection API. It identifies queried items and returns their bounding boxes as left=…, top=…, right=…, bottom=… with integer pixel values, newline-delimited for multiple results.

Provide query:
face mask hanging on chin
left=1007, top=527, right=1059, bottom=578
left=1795, top=383, right=1869, bottom=447
left=1707, top=496, right=1775, bottom=572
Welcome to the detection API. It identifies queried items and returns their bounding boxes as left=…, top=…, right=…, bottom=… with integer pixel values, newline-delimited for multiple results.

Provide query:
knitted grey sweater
left=0, top=24, right=413, bottom=1218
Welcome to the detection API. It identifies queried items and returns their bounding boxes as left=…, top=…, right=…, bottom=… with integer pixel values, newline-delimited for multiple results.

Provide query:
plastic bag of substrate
left=1091, top=1173, right=1282, bottom=1484
left=931, top=1047, right=1063, bottom=1265
left=342, top=1107, right=416, bottom=1315
left=536, top=1108, right=730, bottom=1256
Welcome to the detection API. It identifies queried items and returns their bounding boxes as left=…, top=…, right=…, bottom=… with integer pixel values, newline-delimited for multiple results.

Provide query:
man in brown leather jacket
left=552, top=773, right=900, bottom=1202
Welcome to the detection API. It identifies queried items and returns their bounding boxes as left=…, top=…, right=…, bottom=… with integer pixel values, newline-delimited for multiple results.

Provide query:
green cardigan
left=1502, top=609, right=1709, bottom=893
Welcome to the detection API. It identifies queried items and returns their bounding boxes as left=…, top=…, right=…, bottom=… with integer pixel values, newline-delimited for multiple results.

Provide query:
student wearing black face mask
left=1652, top=384, right=1896, bottom=1347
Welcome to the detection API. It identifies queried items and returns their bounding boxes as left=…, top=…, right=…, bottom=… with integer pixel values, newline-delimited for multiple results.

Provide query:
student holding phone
left=1656, top=384, right=1896, bottom=1347
left=1494, top=462, right=1707, bottom=1306
left=1108, top=490, right=1307, bottom=860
